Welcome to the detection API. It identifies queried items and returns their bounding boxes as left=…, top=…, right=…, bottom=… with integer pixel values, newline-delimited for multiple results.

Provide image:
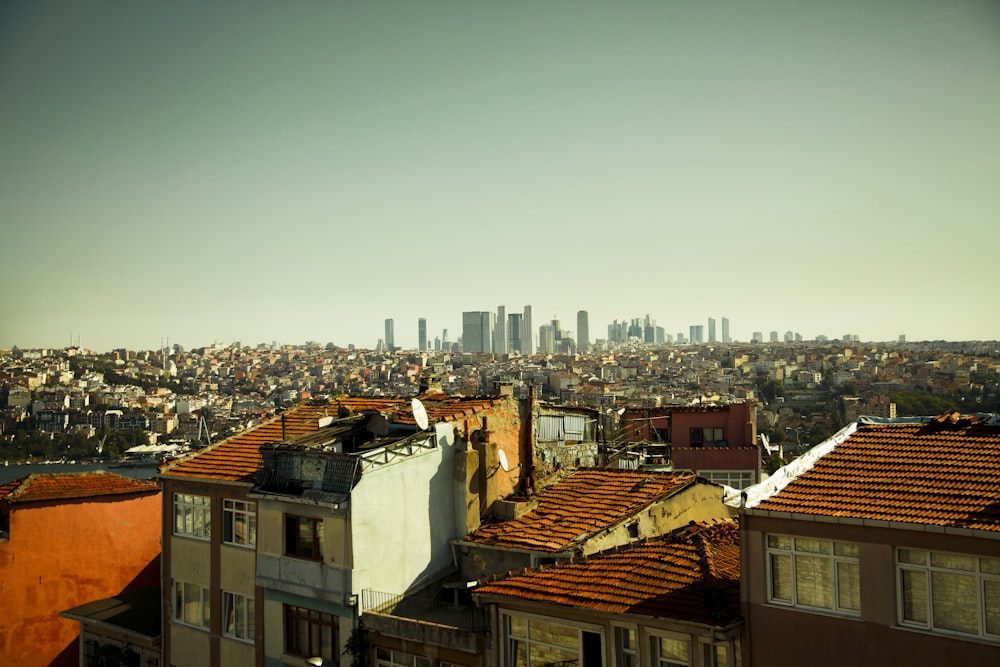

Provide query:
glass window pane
left=900, top=569, right=928, bottom=624
left=985, top=579, right=1000, bottom=636
left=530, top=645, right=576, bottom=667
left=834, top=542, right=859, bottom=558
left=770, top=553, right=793, bottom=602
left=795, top=555, right=833, bottom=608
left=794, top=538, right=831, bottom=554
left=931, top=571, right=979, bottom=634
left=931, top=552, right=977, bottom=572
left=508, top=615, right=528, bottom=638
left=898, top=548, right=927, bottom=566
left=837, top=561, right=861, bottom=611
left=657, top=636, right=688, bottom=661
left=528, top=619, right=578, bottom=649
left=767, top=535, right=791, bottom=550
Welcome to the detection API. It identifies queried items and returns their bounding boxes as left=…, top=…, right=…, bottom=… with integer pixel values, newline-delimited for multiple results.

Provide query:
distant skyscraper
left=418, top=318, right=427, bottom=351
left=384, top=318, right=395, bottom=351
left=538, top=324, right=555, bottom=354
left=462, top=311, right=492, bottom=354
left=752, top=331, right=763, bottom=344
left=495, top=305, right=508, bottom=354
left=577, top=310, right=589, bottom=353
left=708, top=318, right=717, bottom=344
left=722, top=317, right=731, bottom=344
left=522, top=305, right=533, bottom=354
left=770, top=331, right=779, bottom=343
left=690, top=325, right=704, bottom=344
left=508, top=313, right=523, bottom=353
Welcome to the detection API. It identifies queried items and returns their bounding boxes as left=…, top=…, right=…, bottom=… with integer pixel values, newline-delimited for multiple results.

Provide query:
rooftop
left=461, top=469, right=701, bottom=553
left=750, top=412, right=1000, bottom=532
left=60, top=587, right=161, bottom=638
left=0, top=471, right=159, bottom=505
left=160, top=395, right=505, bottom=483
left=474, top=520, right=740, bottom=626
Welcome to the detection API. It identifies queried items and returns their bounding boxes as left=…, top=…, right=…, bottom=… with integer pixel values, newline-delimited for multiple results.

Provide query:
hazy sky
left=2, top=1, right=998, bottom=352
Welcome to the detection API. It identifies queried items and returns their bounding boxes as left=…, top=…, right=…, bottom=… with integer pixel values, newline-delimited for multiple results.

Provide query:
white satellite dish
left=498, top=448, right=510, bottom=472
left=411, top=398, right=429, bottom=431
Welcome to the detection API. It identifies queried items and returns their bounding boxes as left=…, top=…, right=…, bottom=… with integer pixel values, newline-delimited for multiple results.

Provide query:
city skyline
left=2, top=1, right=998, bottom=352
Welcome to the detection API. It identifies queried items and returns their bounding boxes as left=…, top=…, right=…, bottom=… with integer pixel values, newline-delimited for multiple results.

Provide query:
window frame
left=613, top=624, right=638, bottom=667
left=374, top=647, right=431, bottom=667
left=284, top=514, right=324, bottom=561
left=896, top=547, right=1000, bottom=641
left=173, top=580, right=210, bottom=629
left=284, top=604, right=337, bottom=661
left=765, top=534, right=861, bottom=616
left=223, top=499, right=257, bottom=548
left=501, top=611, right=603, bottom=667
left=700, top=470, right=754, bottom=489
left=647, top=629, right=692, bottom=667
left=222, top=590, right=256, bottom=643
left=173, top=493, right=211, bottom=540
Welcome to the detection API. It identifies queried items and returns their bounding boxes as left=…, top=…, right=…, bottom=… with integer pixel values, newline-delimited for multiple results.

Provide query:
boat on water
left=110, top=443, right=186, bottom=469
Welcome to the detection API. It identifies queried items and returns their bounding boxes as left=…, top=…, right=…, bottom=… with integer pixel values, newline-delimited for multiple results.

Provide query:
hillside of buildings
left=2, top=339, right=998, bottom=463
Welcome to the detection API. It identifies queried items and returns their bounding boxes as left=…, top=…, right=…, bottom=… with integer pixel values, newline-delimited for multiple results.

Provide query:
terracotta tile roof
left=753, top=414, right=1000, bottom=531
left=160, top=396, right=506, bottom=483
left=0, top=471, right=159, bottom=505
left=463, top=469, right=700, bottom=553
left=160, top=404, right=335, bottom=483
left=475, top=520, right=740, bottom=626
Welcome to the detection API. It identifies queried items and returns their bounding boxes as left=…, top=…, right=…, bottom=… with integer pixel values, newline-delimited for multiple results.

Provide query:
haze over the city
left=2, top=1, right=998, bottom=352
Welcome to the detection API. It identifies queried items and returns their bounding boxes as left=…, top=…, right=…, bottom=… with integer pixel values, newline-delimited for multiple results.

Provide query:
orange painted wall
left=0, top=492, right=162, bottom=667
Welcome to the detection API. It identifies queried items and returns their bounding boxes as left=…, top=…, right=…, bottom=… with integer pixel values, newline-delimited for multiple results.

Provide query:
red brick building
left=0, top=472, right=161, bottom=666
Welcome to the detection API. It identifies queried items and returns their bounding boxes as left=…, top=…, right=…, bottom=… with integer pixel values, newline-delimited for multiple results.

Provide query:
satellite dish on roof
left=411, top=398, right=429, bottom=431
left=498, top=448, right=510, bottom=472
left=617, top=407, right=626, bottom=416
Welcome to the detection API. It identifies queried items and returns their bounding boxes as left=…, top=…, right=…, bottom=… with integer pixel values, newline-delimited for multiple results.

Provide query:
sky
left=2, top=1, right=999, bottom=352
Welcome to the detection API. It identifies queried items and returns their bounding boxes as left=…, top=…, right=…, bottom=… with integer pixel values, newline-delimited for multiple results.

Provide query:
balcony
left=360, top=589, right=489, bottom=654
left=256, top=553, right=351, bottom=604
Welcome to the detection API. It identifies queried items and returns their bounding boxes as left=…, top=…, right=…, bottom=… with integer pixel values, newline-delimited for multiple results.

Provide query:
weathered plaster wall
left=0, top=492, right=161, bottom=667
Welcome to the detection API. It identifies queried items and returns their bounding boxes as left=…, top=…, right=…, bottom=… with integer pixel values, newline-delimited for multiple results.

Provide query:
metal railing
left=361, top=589, right=490, bottom=633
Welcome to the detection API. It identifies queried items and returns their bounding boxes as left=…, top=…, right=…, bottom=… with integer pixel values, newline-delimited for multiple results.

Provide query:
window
left=690, top=427, right=724, bottom=447
left=375, top=648, right=430, bottom=667
left=223, top=591, right=255, bottom=642
left=701, top=471, right=754, bottom=489
left=223, top=499, right=256, bottom=547
left=174, top=581, right=210, bottom=628
left=173, top=493, right=211, bottom=539
left=614, top=626, right=638, bottom=667
left=284, top=605, right=337, bottom=661
left=285, top=515, right=324, bottom=560
left=701, top=641, right=729, bottom=667
left=651, top=634, right=690, bottom=667
left=766, top=535, right=860, bottom=614
left=505, top=614, right=580, bottom=667
left=897, top=548, right=1000, bottom=640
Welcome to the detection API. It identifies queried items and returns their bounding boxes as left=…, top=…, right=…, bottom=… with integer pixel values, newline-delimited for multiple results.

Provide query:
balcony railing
left=361, top=589, right=490, bottom=633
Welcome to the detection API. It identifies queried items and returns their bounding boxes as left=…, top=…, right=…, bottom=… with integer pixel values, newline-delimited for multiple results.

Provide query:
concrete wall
left=0, top=490, right=161, bottom=667
left=351, top=424, right=459, bottom=596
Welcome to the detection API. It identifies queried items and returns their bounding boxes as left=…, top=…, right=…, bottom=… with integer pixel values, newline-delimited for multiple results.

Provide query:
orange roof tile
left=463, top=469, right=700, bottom=553
left=160, top=396, right=506, bottom=483
left=0, top=471, right=159, bottom=505
left=753, top=416, right=1000, bottom=531
left=475, top=520, right=740, bottom=626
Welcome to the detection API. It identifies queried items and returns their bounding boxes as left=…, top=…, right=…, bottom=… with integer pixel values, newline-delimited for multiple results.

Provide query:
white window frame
left=374, top=648, right=431, bottom=667
left=700, top=470, right=754, bottom=489
left=647, top=629, right=691, bottom=667
left=222, top=590, right=255, bottom=642
left=222, top=499, right=256, bottom=548
left=173, top=580, right=210, bottom=629
left=173, top=493, right=211, bottom=540
left=501, top=611, right=603, bottom=667
left=765, top=534, right=860, bottom=616
left=699, top=639, right=731, bottom=667
left=612, top=624, right=638, bottom=667
left=896, top=547, right=1000, bottom=641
